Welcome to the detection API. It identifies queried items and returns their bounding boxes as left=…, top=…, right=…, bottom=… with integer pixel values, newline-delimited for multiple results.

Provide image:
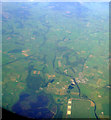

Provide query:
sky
left=1, top=0, right=110, bottom=2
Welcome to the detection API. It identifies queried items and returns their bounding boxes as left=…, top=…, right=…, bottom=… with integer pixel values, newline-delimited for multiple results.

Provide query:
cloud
left=1, top=0, right=110, bottom=2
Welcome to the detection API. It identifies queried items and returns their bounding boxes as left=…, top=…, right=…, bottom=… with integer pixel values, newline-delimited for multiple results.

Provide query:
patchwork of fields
left=2, top=2, right=109, bottom=119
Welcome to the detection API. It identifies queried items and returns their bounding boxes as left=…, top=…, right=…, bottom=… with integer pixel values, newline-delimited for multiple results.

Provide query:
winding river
left=56, top=68, right=99, bottom=119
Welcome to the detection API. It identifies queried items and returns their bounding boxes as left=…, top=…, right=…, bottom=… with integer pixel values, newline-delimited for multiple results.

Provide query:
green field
left=2, top=2, right=109, bottom=119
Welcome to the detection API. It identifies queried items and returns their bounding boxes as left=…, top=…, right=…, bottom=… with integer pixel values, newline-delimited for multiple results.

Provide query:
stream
left=56, top=67, right=99, bottom=119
